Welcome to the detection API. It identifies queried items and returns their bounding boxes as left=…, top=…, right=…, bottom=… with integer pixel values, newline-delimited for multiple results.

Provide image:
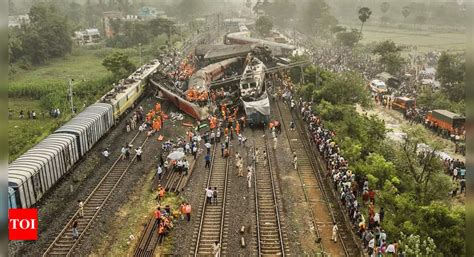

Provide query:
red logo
left=9, top=209, right=38, bottom=240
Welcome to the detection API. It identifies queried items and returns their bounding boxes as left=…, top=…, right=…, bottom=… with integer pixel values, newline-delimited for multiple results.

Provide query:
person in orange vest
left=233, top=107, right=238, bottom=118
left=155, top=207, right=162, bottom=220
left=157, top=185, right=165, bottom=203
left=155, top=103, right=161, bottom=113
left=157, top=220, right=166, bottom=244
left=235, top=122, right=241, bottom=135
left=185, top=202, right=192, bottom=222
left=211, top=90, right=216, bottom=102
left=224, top=127, right=228, bottom=137
left=179, top=202, right=186, bottom=221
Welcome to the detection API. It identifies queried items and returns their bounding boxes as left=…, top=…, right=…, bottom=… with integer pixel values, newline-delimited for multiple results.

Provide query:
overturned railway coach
left=8, top=61, right=161, bottom=209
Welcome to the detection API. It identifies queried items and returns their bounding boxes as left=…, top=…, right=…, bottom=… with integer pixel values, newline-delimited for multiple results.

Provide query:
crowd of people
left=299, top=102, right=400, bottom=256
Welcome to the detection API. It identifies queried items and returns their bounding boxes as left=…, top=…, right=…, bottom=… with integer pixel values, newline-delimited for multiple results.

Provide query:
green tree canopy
left=102, top=52, right=136, bottom=79
left=336, top=29, right=361, bottom=48
left=255, top=15, right=273, bottom=36
left=436, top=52, right=465, bottom=102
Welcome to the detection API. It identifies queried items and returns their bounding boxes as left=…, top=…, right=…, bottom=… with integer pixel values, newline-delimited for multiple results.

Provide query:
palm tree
left=358, top=7, right=372, bottom=39
left=380, top=2, right=390, bottom=14
left=402, top=6, right=411, bottom=21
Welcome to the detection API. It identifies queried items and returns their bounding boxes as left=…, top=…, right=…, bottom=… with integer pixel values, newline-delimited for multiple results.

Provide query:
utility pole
left=68, top=79, right=75, bottom=115
left=139, top=43, right=142, bottom=66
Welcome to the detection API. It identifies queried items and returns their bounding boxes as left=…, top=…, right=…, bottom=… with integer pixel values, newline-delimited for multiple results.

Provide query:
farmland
left=8, top=46, right=152, bottom=162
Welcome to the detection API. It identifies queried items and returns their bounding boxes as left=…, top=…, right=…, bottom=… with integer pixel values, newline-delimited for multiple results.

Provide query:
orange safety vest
left=235, top=123, right=240, bottom=134
left=185, top=205, right=191, bottom=213
left=158, top=224, right=165, bottom=234
left=159, top=188, right=165, bottom=197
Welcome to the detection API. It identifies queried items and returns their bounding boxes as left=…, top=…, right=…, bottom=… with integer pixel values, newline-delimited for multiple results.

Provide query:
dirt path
left=357, top=104, right=465, bottom=162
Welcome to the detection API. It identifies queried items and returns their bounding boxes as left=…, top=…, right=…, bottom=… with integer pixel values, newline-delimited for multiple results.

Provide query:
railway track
left=42, top=130, right=149, bottom=256
left=133, top=155, right=197, bottom=257
left=274, top=98, right=361, bottom=256
left=252, top=133, right=288, bottom=256
left=191, top=143, right=230, bottom=256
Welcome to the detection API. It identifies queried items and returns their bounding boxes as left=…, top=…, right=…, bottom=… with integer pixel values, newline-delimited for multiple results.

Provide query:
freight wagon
left=425, top=109, right=465, bottom=135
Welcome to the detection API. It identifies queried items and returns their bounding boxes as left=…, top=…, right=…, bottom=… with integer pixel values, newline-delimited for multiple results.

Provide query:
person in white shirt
left=368, top=238, right=375, bottom=256
left=293, top=153, right=298, bottom=170
left=135, top=147, right=142, bottom=162
left=332, top=223, right=338, bottom=242
left=102, top=149, right=110, bottom=159
left=212, top=241, right=221, bottom=257
left=157, top=165, right=163, bottom=180
left=386, top=241, right=396, bottom=254
left=247, top=169, right=252, bottom=188
left=205, top=187, right=213, bottom=204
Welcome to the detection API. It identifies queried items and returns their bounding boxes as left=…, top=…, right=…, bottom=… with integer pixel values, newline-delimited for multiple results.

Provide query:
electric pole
left=68, top=79, right=75, bottom=115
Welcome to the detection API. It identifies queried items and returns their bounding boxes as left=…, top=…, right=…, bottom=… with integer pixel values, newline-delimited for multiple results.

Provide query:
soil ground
left=8, top=95, right=164, bottom=256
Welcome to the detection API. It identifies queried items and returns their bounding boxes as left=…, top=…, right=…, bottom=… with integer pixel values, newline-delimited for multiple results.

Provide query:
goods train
left=8, top=60, right=161, bottom=209
left=224, top=25, right=296, bottom=57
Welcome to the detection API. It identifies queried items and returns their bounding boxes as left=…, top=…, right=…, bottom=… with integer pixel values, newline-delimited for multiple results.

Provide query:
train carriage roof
left=433, top=109, right=465, bottom=119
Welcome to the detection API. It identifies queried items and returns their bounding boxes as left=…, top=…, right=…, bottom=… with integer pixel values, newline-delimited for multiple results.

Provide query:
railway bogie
left=8, top=58, right=159, bottom=209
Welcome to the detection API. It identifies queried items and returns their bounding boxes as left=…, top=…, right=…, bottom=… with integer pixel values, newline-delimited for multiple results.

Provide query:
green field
left=7, top=47, right=149, bottom=162
left=343, top=24, right=466, bottom=53
left=8, top=99, right=70, bottom=162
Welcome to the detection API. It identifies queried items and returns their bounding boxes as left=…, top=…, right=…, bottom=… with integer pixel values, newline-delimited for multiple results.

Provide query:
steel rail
left=192, top=142, right=230, bottom=256
left=253, top=132, right=286, bottom=256
left=43, top=130, right=147, bottom=256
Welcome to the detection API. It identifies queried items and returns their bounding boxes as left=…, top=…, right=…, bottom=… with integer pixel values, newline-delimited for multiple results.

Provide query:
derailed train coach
left=8, top=103, right=114, bottom=208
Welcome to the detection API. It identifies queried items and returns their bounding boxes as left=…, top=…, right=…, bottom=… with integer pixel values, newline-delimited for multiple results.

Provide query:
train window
left=64, top=147, right=71, bottom=169
left=8, top=187, right=18, bottom=209
left=32, top=172, right=42, bottom=199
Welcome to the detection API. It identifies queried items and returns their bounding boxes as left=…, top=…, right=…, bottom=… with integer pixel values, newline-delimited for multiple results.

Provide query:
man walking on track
left=247, top=167, right=252, bottom=188
left=205, top=153, right=211, bottom=169
left=332, top=222, right=338, bottom=243
left=135, top=147, right=142, bottom=162
left=212, top=241, right=221, bottom=257
left=273, top=136, right=278, bottom=150
left=78, top=200, right=84, bottom=217
left=293, top=153, right=298, bottom=170
left=205, top=187, right=213, bottom=204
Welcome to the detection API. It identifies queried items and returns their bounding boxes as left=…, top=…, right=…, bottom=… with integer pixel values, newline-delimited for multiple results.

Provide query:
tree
left=402, top=6, right=411, bottom=20
left=358, top=7, right=372, bottom=37
left=255, top=15, right=273, bottom=36
left=399, top=233, right=437, bottom=256
left=336, top=29, right=361, bottom=48
left=27, top=2, right=72, bottom=61
left=373, top=40, right=401, bottom=55
left=102, top=52, right=136, bottom=79
left=379, top=52, right=405, bottom=75
left=312, top=71, right=371, bottom=107
left=436, top=52, right=465, bottom=102
left=372, top=41, right=405, bottom=75
left=395, top=127, right=449, bottom=205
left=380, top=2, right=390, bottom=14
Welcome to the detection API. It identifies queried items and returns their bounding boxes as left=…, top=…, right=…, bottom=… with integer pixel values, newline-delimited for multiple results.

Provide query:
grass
left=356, top=24, right=466, bottom=53
left=7, top=44, right=159, bottom=162
left=91, top=169, right=183, bottom=256
left=8, top=99, right=71, bottom=162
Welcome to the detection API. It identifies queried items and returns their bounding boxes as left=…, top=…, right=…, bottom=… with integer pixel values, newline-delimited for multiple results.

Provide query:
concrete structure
left=74, top=28, right=101, bottom=45
left=8, top=15, right=30, bottom=28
